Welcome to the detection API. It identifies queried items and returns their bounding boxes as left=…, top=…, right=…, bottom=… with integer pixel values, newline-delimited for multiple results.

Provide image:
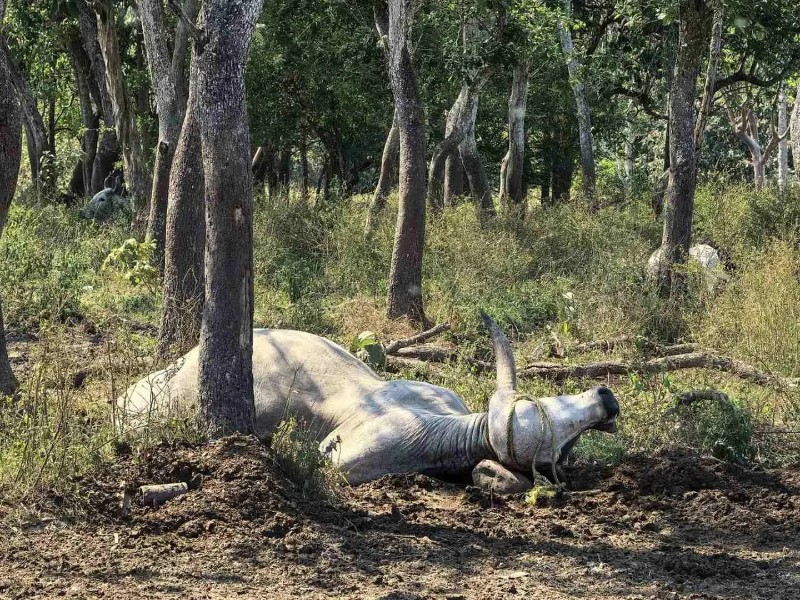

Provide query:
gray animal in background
left=647, top=243, right=725, bottom=290
left=118, top=312, right=620, bottom=488
left=80, top=175, right=131, bottom=221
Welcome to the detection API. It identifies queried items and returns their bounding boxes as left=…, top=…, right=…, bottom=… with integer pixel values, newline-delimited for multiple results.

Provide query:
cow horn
left=479, top=309, right=517, bottom=391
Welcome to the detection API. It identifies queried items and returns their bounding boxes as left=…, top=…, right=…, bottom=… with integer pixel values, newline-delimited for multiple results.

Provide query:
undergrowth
left=1, top=180, right=799, bottom=503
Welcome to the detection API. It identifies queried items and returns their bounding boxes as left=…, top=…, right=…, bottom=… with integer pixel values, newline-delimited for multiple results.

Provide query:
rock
left=471, top=460, right=533, bottom=494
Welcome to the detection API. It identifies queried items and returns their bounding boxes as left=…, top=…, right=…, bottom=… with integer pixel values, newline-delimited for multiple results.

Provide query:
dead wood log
left=568, top=336, right=697, bottom=357
left=393, top=346, right=492, bottom=370
left=139, top=482, right=188, bottom=506
left=519, top=352, right=800, bottom=389
left=384, top=323, right=451, bottom=355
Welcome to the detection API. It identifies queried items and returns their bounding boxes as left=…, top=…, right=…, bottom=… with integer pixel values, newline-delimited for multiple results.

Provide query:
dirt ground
left=0, top=436, right=797, bottom=600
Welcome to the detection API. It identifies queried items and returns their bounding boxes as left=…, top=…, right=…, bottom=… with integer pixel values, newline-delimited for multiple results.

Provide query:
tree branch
left=384, top=323, right=451, bottom=355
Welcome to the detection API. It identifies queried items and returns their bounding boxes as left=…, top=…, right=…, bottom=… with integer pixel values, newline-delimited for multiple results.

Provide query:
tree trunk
left=157, top=58, right=204, bottom=359
left=1, top=42, right=47, bottom=185
left=68, top=36, right=99, bottom=199
left=693, top=3, right=723, bottom=153
left=499, top=62, right=529, bottom=214
left=94, top=0, right=151, bottom=217
left=558, top=0, right=596, bottom=204
left=443, top=150, right=464, bottom=205
left=551, top=157, right=573, bottom=204
left=140, top=0, right=185, bottom=271
left=658, top=0, right=711, bottom=297
left=76, top=0, right=118, bottom=194
left=778, top=87, right=788, bottom=197
left=196, top=0, right=262, bottom=436
left=277, top=148, right=291, bottom=194
left=171, top=0, right=200, bottom=115
left=0, top=0, right=21, bottom=395
left=427, top=84, right=474, bottom=211
left=386, top=0, right=426, bottom=322
left=365, top=109, right=399, bottom=234
left=459, top=93, right=493, bottom=217
left=792, top=81, right=800, bottom=177
left=299, top=133, right=309, bottom=203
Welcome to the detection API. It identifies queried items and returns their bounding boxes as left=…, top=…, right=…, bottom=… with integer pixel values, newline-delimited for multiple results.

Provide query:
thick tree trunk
left=558, top=1, right=596, bottom=204
left=76, top=0, right=118, bottom=194
left=171, top=0, right=199, bottom=115
left=778, top=87, right=788, bottom=196
left=0, top=0, right=21, bottom=395
left=459, top=94, right=494, bottom=217
left=94, top=0, right=151, bottom=217
left=365, top=109, right=399, bottom=234
left=196, top=0, right=262, bottom=436
left=140, top=0, right=184, bottom=271
left=386, top=0, right=426, bottom=322
left=499, top=62, right=529, bottom=214
left=658, top=0, right=711, bottom=296
left=157, top=59, right=204, bottom=359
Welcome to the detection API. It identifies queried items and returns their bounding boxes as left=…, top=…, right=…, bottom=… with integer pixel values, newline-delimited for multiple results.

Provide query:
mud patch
left=1, top=437, right=798, bottom=599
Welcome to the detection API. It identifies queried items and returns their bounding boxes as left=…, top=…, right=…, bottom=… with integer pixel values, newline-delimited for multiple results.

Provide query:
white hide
left=647, top=243, right=724, bottom=290
left=119, top=328, right=618, bottom=484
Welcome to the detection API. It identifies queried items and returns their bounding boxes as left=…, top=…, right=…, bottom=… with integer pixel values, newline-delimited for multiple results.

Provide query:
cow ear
left=113, top=175, right=123, bottom=194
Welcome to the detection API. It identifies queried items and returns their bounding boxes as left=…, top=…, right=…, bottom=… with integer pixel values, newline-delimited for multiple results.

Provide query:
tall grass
left=1, top=181, right=799, bottom=505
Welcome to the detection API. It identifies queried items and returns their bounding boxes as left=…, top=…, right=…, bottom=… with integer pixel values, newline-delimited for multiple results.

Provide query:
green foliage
left=351, top=331, right=387, bottom=368
left=270, top=418, right=343, bottom=501
left=102, top=238, right=158, bottom=290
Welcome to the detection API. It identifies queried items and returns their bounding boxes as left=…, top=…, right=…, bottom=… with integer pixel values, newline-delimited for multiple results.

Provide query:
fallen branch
left=568, top=336, right=697, bottom=357
left=384, top=323, right=451, bottom=355
left=393, top=346, right=492, bottom=370
left=519, top=352, right=800, bottom=390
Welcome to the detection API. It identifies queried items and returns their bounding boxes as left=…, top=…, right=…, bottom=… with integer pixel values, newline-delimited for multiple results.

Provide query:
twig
left=393, top=346, right=492, bottom=370
left=384, top=323, right=451, bottom=355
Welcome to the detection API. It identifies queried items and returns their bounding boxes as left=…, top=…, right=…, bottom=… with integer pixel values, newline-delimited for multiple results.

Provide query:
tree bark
left=157, top=57, right=204, bottom=359
left=459, top=93, right=494, bottom=217
left=792, top=81, right=800, bottom=177
left=385, top=0, right=427, bottom=323
left=443, top=150, right=464, bottom=205
left=499, top=62, right=529, bottom=214
left=694, top=3, right=723, bottom=153
left=196, top=0, right=262, bottom=435
left=171, top=0, right=200, bottom=115
left=365, top=109, right=399, bottom=234
left=0, top=0, right=21, bottom=395
left=657, top=0, right=711, bottom=297
left=558, top=1, right=596, bottom=204
left=67, top=35, right=99, bottom=199
left=778, top=87, right=788, bottom=197
left=1, top=40, right=47, bottom=185
left=76, top=0, right=118, bottom=194
left=94, top=0, right=151, bottom=217
left=139, top=0, right=185, bottom=271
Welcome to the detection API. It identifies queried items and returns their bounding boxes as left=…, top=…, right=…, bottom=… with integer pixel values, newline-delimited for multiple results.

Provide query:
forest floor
left=1, top=435, right=797, bottom=600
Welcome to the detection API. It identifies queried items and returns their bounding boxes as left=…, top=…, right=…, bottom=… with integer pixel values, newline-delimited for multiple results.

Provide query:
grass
left=1, top=178, right=799, bottom=504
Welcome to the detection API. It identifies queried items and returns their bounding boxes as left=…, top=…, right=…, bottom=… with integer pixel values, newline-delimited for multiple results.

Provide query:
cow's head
left=80, top=174, right=131, bottom=221
left=480, top=310, right=619, bottom=479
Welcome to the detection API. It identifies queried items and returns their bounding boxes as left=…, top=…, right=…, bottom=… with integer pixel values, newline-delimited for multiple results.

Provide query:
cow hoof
left=472, top=459, right=533, bottom=494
